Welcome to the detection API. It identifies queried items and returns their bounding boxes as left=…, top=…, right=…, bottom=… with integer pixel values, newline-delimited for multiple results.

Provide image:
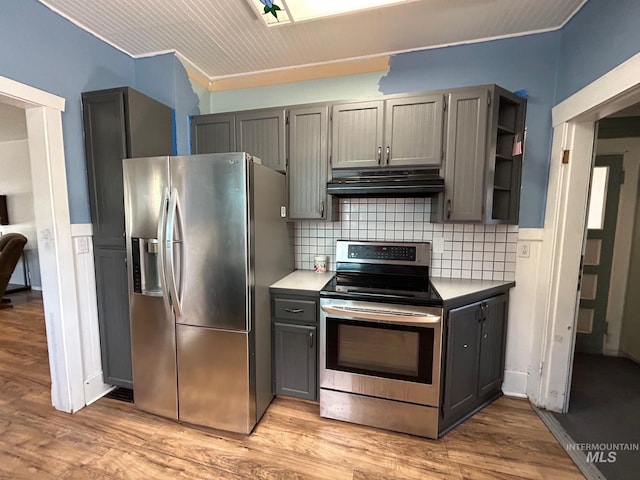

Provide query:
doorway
left=551, top=114, right=640, bottom=478
left=0, top=75, right=84, bottom=413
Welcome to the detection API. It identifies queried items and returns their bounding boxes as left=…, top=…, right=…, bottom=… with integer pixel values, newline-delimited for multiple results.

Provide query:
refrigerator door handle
left=158, top=188, right=171, bottom=314
left=166, top=187, right=184, bottom=316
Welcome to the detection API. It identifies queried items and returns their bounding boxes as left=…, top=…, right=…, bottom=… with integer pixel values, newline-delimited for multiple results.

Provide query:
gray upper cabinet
left=191, top=114, right=235, bottom=154
left=236, top=108, right=286, bottom=172
left=331, top=100, right=384, bottom=169
left=287, top=105, right=331, bottom=220
left=384, top=94, right=444, bottom=167
left=435, top=85, right=526, bottom=224
left=83, top=88, right=173, bottom=247
left=332, top=95, right=444, bottom=169
left=442, top=88, right=490, bottom=222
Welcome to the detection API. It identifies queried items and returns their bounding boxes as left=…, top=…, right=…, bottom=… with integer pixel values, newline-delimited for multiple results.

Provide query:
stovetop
left=320, top=273, right=443, bottom=307
left=321, top=240, right=443, bottom=306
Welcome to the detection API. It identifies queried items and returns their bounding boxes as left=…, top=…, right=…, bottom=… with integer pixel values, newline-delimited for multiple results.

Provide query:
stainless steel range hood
left=326, top=169, right=444, bottom=197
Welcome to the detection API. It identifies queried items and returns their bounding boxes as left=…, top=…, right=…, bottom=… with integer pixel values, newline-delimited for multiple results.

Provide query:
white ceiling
left=38, top=0, right=586, bottom=81
left=0, top=103, right=27, bottom=143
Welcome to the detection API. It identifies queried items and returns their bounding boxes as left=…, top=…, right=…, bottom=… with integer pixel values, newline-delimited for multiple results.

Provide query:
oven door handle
left=321, top=305, right=441, bottom=324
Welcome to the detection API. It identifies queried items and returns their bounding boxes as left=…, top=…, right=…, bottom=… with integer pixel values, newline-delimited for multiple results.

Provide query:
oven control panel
left=347, top=244, right=416, bottom=261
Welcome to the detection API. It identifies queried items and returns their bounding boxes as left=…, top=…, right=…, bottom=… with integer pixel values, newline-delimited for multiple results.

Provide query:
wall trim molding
left=70, top=223, right=93, bottom=237
left=552, top=51, right=640, bottom=126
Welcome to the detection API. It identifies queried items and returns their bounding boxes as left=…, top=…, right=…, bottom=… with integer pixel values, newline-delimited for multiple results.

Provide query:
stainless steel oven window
left=325, top=317, right=434, bottom=384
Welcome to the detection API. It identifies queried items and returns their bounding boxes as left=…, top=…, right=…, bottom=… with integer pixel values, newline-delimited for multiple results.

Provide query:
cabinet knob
left=463, top=343, right=468, bottom=348
left=386, top=146, right=390, bottom=162
left=446, top=199, right=451, bottom=219
left=284, top=308, right=303, bottom=314
left=377, top=146, right=382, bottom=164
left=309, top=331, right=314, bottom=348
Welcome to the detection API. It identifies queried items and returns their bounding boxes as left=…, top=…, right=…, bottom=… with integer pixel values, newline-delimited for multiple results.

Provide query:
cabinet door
left=94, top=247, right=132, bottom=388
left=236, top=109, right=286, bottom=172
left=191, top=114, right=236, bottom=154
left=82, top=90, right=128, bottom=248
left=477, top=294, right=508, bottom=398
left=384, top=94, right=444, bottom=167
left=443, top=301, right=480, bottom=422
left=443, top=88, right=489, bottom=222
left=331, top=101, right=384, bottom=169
left=288, top=106, right=329, bottom=220
left=274, top=322, right=317, bottom=401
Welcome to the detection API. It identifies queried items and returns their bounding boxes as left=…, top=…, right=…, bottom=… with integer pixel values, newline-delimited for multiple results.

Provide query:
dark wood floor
left=0, top=291, right=584, bottom=479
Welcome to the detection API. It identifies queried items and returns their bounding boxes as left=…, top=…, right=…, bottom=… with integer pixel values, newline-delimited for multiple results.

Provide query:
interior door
left=576, top=155, right=623, bottom=353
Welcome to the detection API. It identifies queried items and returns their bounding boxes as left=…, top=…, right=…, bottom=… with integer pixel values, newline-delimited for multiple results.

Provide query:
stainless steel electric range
left=319, top=240, right=443, bottom=438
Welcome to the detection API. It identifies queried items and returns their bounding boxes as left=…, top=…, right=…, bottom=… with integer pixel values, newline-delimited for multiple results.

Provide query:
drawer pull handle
left=284, top=308, right=304, bottom=314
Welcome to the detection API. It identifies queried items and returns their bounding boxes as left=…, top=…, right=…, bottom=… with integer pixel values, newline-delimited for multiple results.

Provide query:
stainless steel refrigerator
left=123, top=152, right=293, bottom=434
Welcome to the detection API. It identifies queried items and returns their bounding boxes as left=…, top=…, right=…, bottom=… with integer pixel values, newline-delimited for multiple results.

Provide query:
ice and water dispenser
left=131, top=237, right=162, bottom=296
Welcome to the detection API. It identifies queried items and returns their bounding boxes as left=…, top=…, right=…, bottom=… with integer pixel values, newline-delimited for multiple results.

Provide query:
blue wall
left=135, top=55, right=200, bottom=155
left=556, top=0, right=640, bottom=102
left=380, top=33, right=560, bottom=228
left=1, top=0, right=199, bottom=223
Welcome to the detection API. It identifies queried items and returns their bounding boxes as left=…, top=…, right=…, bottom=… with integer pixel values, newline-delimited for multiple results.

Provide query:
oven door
left=320, top=298, right=442, bottom=407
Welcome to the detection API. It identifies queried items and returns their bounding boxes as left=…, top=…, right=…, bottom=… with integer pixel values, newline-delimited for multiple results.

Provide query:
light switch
left=75, top=237, right=89, bottom=254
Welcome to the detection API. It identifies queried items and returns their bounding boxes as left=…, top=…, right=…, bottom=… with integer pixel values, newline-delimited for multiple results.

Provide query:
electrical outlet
left=280, top=206, right=287, bottom=218
left=518, top=241, right=530, bottom=258
left=432, top=236, right=445, bottom=255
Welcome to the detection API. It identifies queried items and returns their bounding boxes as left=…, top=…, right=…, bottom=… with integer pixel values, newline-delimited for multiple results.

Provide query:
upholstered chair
left=0, top=233, right=28, bottom=307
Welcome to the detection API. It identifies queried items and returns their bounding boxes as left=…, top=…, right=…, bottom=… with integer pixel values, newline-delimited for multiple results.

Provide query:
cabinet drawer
left=273, top=299, right=317, bottom=323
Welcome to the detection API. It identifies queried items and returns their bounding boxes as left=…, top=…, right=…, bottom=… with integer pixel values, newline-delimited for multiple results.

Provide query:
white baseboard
left=502, top=370, right=528, bottom=397
left=83, top=372, right=115, bottom=405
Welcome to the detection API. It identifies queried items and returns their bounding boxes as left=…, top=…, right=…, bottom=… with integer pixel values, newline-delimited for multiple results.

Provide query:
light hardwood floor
left=0, top=292, right=584, bottom=479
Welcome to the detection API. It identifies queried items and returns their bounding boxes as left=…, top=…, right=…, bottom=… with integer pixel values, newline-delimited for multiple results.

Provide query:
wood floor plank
left=0, top=292, right=585, bottom=480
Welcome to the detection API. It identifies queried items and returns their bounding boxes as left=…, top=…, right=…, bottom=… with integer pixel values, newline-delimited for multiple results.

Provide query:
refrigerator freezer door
left=124, top=156, right=178, bottom=419
left=170, top=153, right=250, bottom=331
left=177, top=324, right=255, bottom=433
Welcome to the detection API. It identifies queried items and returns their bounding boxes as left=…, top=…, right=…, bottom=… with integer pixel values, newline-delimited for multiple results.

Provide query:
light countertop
left=270, top=270, right=513, bottom=301
left=270, top=270, right=335, bottom=292
left=430, top=277, right=515, bottom=302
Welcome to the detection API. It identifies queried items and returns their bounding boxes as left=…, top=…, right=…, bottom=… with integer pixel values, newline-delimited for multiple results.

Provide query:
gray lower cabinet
left=442, top=292, right=509, bottom=431
left=274, top=323, right=317, bottom=400
left=82, top=87, right=173, bottom=388
left=271, top=294, right=319, bottom=401
left=93, top=247, right=132, bottom=388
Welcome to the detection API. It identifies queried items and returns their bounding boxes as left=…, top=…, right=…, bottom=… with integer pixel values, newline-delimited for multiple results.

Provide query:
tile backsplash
left=294, top=197, right=517, bottom=281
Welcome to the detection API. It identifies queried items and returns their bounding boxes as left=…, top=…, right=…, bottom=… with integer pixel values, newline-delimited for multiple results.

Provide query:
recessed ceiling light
left=248, top=0, right=414, bottom=27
